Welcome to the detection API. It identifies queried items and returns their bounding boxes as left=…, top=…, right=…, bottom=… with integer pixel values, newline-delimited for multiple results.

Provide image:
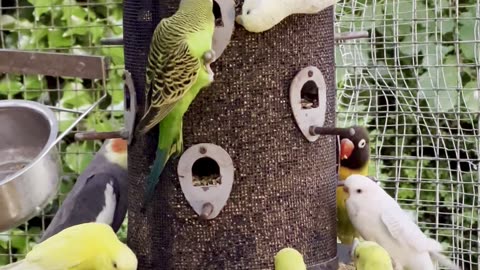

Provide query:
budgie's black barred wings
left=137, top=16, right=202, bottom=134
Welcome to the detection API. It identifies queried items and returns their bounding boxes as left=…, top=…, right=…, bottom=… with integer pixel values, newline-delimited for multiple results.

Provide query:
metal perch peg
left=74, top=70, right=138, bottom=144
left=199, top=203, right=214, bottom=220
left=334, top=31, right=370, bottom=42
left=309, top=126, right=355, bottom=137
left=75, top=130, right=128, bottom=141
left=100, top=37, right=124, bottom=45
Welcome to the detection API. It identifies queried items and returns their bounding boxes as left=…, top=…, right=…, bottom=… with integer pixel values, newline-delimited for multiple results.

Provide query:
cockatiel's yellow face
left=105, top=138, right=128, bottom=169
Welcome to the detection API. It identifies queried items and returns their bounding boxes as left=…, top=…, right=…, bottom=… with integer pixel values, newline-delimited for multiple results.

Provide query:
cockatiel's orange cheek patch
left=111, top=139, right=127, bottom=153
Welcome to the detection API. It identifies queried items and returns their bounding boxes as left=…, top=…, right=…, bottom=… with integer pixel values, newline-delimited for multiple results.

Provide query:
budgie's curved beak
left=340, top=138, right=354, bottom=160
left=235, top=15, right=244, bottom=26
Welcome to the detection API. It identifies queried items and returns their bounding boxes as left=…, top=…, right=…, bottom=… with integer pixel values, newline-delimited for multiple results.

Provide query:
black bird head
left=338, top=126, right=370, bottom=170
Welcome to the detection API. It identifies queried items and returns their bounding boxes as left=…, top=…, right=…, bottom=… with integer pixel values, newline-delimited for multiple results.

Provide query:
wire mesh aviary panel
left=0, top=0, right=125, bottom=265
left=335, top=0, right=479, bottom=269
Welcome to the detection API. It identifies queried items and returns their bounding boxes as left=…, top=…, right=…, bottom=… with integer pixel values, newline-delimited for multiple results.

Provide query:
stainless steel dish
left=0, top=100, right=61, bottom=232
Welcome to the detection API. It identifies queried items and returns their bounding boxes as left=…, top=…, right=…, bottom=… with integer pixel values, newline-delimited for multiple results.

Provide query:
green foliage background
left=0, top=0, right=478, bottom=268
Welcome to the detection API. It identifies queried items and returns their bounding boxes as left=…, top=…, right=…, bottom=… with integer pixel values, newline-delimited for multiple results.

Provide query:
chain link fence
left=336, top=0, right=479, bottom=269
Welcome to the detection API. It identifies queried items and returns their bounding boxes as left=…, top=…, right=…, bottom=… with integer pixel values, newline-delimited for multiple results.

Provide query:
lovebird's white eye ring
left=358, top=139, right=366, bottom=148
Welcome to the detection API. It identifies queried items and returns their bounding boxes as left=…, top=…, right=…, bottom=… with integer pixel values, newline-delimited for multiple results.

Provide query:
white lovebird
left=343, top=174, right=461, bottom=270
left=236, top=0, right=339, bottom=33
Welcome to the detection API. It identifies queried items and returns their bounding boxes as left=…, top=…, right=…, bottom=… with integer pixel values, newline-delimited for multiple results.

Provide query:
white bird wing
left=380, top=203, right=440, bottom=253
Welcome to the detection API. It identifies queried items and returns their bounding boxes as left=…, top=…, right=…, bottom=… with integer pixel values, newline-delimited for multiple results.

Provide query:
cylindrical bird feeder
left=125, top=0, right=338, bottom=269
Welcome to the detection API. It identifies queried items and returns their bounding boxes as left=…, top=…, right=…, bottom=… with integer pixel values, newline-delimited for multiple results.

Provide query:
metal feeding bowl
left=0, top=100, right=61, bottom=232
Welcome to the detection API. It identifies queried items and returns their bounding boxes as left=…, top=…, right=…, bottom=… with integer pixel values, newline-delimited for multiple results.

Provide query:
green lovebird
left=136, top=0, right=216, bottom=208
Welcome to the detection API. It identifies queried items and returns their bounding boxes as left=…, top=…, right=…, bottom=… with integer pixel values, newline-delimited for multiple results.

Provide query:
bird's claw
left=203, top=50, right=216, bottom=65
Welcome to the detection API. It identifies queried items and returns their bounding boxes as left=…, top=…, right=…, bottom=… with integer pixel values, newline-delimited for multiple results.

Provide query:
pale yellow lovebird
left=274, top=247, right=307, bottom=270
left=351, top=238, right=393, bottom=270
left=0, top=222, right=137, bottom=270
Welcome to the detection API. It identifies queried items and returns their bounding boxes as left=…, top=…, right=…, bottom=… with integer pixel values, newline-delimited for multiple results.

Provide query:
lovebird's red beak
left=340, top=138, right=354, bottom=160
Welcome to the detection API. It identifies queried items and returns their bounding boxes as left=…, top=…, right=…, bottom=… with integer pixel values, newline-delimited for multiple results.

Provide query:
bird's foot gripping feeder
left=177, top=143, right=234, bottom=220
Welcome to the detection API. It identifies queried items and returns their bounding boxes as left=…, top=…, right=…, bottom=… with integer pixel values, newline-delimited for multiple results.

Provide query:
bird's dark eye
left=113, top=262, right=118, bottom=268
left=356, top=254, right=360, bottom=259
left=358, top=139, right=366, bottom=148
left=356, top=189, right=362, bottom=194
left=246, top=10, right=251, bottom=15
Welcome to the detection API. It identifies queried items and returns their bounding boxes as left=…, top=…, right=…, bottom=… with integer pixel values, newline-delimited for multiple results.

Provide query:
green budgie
left=274, top=248, right=307, bottom=270
left=351, top=238, right=393, bottom=270
left=136, top=0, right=216, bottom=208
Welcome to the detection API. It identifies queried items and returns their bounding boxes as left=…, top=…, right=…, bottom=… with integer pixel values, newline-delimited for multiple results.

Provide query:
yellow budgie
left=351, top=238, right=393, bottom=270
left=0, top=222, right=137, bottom=270
left=274, top=247, right=307, bottom=270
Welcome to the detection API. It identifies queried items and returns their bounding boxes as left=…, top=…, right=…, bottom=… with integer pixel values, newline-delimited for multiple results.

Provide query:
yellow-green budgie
left=351, top=238, right=393, bottom=270
left=0, top=222, right=137, bottom=270
left=136, top=0, right=216, bottom=208
left=337, top=126, right=370, bottom=244
left=274, top=248, right=307, bottom=270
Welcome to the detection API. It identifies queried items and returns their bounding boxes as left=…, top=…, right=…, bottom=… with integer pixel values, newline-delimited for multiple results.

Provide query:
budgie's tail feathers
left=141, top=148, right=168, bottom=211
left=430, top=252, right=462, bottom=270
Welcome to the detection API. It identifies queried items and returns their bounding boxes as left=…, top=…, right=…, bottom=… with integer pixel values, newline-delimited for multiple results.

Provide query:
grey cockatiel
left=40, top=138, right=128, bottom=242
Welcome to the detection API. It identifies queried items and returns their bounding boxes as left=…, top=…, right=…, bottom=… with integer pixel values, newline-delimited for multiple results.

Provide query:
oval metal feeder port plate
left=289, top=66, right=327, bottom=142
left=212, top=0, right=236, bottom=61
left=177, top=143, right=234, bottom=220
